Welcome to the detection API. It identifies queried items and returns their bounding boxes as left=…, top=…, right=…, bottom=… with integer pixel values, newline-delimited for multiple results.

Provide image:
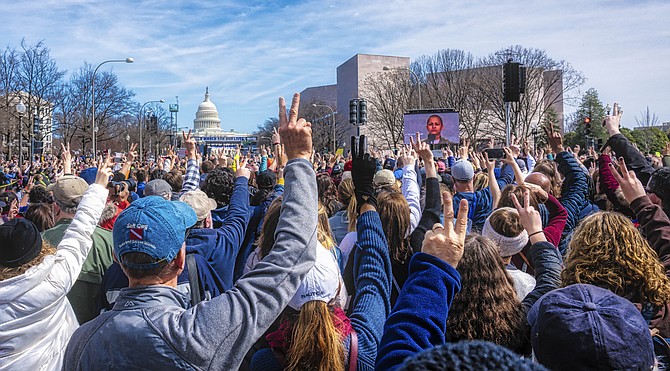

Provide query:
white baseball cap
left=288, top=242, right=341, bottom=310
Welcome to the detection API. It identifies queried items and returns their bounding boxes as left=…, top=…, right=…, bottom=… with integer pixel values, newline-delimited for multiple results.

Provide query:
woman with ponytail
left=250, top=135, right=392, bottom=370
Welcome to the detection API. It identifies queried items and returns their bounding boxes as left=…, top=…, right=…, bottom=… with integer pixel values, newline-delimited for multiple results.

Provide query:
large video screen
left=403, top=111, right=459, bottom=145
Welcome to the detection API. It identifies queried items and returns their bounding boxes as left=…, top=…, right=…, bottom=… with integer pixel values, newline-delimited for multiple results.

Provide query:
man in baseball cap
left=450, top=158, right=514, bottom=231
left=64, top=92, right=319, bottom=370
left=42, top=174, right=114, bottom=324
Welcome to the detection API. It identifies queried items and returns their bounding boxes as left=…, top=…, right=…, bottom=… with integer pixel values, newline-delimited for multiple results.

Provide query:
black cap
left=256, top=171, right=277, bottom=189
left=0, top=219, right=43, bottom=268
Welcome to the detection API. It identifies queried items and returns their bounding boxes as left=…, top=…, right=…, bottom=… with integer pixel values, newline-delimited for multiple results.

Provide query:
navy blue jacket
left=554, top=151, right=596, bottom=254
left=187, top=176, right=250, bottom=289
left=376, top=241, right=562, bottom=370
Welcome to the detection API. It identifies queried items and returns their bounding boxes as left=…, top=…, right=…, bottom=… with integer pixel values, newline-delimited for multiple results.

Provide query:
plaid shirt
left=181, top=159, right=200, bottom=195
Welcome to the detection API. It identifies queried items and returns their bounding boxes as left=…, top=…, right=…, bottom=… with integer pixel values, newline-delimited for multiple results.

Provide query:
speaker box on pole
left=504, top=62, right=521, bottom=102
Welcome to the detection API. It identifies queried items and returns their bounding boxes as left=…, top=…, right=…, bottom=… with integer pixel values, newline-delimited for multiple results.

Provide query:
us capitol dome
left=192, top=87, right=255, bottom=152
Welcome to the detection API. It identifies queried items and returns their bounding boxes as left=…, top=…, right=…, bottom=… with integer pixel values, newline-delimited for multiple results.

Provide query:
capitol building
left=192, top=87, right=255, bottom=153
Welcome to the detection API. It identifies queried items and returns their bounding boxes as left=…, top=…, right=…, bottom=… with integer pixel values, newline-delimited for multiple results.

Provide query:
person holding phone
left=423, top=115, right=450, bottom=145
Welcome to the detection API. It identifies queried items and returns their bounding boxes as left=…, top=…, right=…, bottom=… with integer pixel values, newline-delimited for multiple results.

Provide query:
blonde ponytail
left=286, top=301, right=345, bottom=371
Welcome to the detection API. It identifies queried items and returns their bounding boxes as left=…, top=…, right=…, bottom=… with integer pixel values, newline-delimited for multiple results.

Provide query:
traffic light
left=349, top=98, right=368, bottom=126
left=349, top=99, right=358, bottom=125
left=584, top=117, right=592, bottom=136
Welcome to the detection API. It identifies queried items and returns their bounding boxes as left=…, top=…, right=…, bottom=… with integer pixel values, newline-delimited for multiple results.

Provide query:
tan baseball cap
left=52, top=175, right=89, bottom=207
left=179, top=189, right=217, bottom=221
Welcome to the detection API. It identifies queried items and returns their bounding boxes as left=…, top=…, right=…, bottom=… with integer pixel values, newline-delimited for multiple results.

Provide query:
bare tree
left=53, top=63, right=135, bottom=152
left=414, top=49, right=493, bottom=143
left=478, top=45, right=586, bottom=141
left=361, top=69, right=411, bottom=150
left=635, top=106, right=660, bottom=128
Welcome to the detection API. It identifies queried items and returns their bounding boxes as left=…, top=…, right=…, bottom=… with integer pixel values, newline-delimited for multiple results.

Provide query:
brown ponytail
left=286, top=301, right=345, bottom=371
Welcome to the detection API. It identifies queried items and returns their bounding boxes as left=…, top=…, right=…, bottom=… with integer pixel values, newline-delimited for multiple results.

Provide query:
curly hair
left=317, top=173, right=341, bottom=218
left=29, top=185, right=52, bottom=204
left=202, top=167, right=235, bottom=207
left=446, top=235, right=529, bottom=354
left=377, top=191, right=411, bottom=264
left=562, top=211, right=670, bottom=307
left=533, top=159, right=562, bottom=197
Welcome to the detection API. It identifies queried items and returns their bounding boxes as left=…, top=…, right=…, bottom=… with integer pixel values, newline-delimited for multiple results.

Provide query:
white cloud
left=1, top=0, right=668, bottom=134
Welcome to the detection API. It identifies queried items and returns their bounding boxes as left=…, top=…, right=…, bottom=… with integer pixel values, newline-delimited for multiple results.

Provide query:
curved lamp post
left=15, top=98, right=26, bottom=168
left=312, top=103, right=336, bottom=153
left=383, top=65, right=422, bottom=109
left=139, top=99, right=165, bottom=161
left=91, top=57, right=133, bottom=156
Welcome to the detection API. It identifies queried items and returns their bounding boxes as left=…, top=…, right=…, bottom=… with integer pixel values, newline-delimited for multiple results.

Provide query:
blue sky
left=1, top=0, right=668, bottom=133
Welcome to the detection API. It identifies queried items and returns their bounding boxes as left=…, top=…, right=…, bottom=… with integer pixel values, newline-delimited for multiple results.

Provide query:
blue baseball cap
left=79, top=167, right=98, bottom=185
left=113, top=196, right=197, bottom=269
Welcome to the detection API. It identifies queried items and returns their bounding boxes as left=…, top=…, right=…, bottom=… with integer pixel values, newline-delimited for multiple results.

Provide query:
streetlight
left=312, top=103, right=336, bottom=153
left=383, top=65, right=422, bottom=109
left=139, top=99, right=165, bottom=161
left=91, top=57, right=134, bottom=156
left=15, top=98, right=26, bottom=168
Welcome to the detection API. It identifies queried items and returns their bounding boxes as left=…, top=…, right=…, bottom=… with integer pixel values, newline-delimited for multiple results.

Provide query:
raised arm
left=604, top=103, right=655, bottom=184
left=483, top=152, right=501, bottom=209
left=49, top=156, right=112, bottom=291
left=348, top=136, right=393, bottom=368
left=181, top=130, right=201, bottom=194
left=399, top=145, right=421, bottom=233
left=409, top=134, right=441, bottom=253
left=376, top=192, right=468, bottom=370
left=171, top=94, right=319, bottom=370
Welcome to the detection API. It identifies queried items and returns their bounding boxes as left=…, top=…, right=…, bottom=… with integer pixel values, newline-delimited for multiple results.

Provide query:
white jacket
left=0, top=184, right=107, bottom=371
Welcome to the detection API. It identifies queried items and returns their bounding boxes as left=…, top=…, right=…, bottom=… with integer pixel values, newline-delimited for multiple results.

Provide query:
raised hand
left=183, top=130, right=198, bottom=160
left=95, top=152, right=114, bottom=187
left=60, top=142, right=72, bottom=174
left=236, top=156, right=251, bottom=179
left=398, top=144, right=416, bottom=167
left=609, top=156, right=646, bottom=203
left=603, top=102, right=623, bottom=136
left=278, top=94, right=312, bottom=161
left=351, top=135, right=377, bottom=213
left=272, top=126, right=281, bottom=145
left=543, top=123, right=564, bottom=154
left=422, top=191, right=468, bottom=268
left=410, top=132, right=433, bottom=164
left=511, top=189, right=546, bottom=243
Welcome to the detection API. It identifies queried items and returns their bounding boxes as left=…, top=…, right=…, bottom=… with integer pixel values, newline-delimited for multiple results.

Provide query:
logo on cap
left=129, top=228, right=144, bottom=240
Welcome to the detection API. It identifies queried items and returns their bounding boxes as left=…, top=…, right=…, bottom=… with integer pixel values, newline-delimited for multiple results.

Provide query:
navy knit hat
left=528, top=284, right=654, bottom=371
left=399, top=340, right=546, bottom=370
left=0, top=219, right=43, bottom=268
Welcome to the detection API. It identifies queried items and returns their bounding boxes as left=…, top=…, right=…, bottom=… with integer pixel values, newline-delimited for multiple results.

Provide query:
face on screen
left=426, top=115, right=443, bottom=136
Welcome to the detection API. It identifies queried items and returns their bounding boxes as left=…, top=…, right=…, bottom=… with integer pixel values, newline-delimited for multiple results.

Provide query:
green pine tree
left=571, top=88, right=608, bottom=147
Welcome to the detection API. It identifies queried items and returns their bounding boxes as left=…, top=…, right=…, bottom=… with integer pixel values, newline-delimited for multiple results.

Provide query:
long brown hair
left=562, top=212, right=670, bottom=306
left=377, top=191, right=411, bottom=264
left=446, top=235, right=529, bottom=354
left=285, top=301, right=345, bottom=371
left=258, top=197, right=283, bottom=259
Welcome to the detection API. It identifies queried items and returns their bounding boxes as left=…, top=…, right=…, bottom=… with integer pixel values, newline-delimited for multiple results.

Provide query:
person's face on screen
left=426, top=116, right=443, bottom=136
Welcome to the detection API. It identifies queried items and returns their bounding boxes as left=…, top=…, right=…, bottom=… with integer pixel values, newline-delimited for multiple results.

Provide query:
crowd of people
left=1, top=97, right=670, bottom=370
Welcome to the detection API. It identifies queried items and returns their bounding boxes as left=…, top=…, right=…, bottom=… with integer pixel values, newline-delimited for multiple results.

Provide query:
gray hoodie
left=63, top=159, right=318, bottom=370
